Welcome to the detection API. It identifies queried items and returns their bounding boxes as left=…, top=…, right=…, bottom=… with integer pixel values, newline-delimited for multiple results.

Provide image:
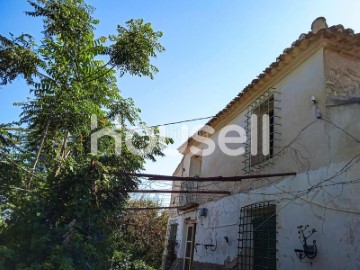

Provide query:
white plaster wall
left=195, top=48, right=360, bottom=194
left=169, top=49, right=360, bottom=269
left=276, top=160, right=360, bottom=270
left=174, top=160, right=360, bottom=269
left=200, top=49, right=327, bottom=181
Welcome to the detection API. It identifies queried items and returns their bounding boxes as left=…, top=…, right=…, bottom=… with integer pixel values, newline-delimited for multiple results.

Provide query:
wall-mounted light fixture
left=311, top=96, right=317, bottom=104
left=294, top=225, right=317, bottom=262
left=311, top=95, right=322, bottom=118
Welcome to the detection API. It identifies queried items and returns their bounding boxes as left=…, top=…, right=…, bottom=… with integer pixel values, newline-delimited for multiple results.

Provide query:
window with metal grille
left=179, top=181, right=198, bottom=206
left=164, top=223, right=178, bottom=270
left=243, top=89, right=281, bottom=172
left=238, top=202, right=277, bottom=270
left=250, top=95, right=274, bottom=166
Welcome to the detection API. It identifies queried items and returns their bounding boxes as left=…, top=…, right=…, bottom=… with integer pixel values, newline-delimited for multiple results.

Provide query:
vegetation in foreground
left=0, top=0, right=171, bottom=269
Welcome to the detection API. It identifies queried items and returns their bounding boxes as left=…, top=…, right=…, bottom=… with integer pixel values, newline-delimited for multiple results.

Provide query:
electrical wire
left=149, top=116, right=214, bottom=128
left=2, top=115, right=214, bottom=132
left=165, top=117, right=360, bottom=216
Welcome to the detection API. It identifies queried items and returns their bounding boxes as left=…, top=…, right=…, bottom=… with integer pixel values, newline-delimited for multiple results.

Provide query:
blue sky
left=1, top=0, right=360, bottom=185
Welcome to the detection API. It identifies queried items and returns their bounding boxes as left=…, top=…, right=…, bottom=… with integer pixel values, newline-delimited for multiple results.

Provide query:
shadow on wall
left=168, top=258, right=183, bottom=270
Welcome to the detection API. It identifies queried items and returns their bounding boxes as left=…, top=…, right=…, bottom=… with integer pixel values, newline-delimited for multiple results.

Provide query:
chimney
left=311, top=17, right=328, bottom=34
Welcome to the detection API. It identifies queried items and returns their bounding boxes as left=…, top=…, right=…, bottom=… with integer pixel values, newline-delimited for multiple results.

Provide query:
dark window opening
left=238, top=202, right=277, bottom=270
left=164, top=223, right=178, bottom=270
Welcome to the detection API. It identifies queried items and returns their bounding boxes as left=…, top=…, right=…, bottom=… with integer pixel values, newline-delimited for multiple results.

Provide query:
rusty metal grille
left=243, top=89, right=281, bottom=172
left=164, top=223, right=178, bottom=270
left=179, top=181, right=198, bottom=206
left=237, top=201, right=277, bottom=270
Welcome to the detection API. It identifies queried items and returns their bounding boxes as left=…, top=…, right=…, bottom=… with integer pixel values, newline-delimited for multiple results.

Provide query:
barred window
left=250, top=94, right=274, bottom=166
left=164, top=223, right=178, bottom=270
left=179, top=181, right=198, bottom=206
left=238, top=202, right=277, bottom=270
left=243, top=89, right=280, bottom=172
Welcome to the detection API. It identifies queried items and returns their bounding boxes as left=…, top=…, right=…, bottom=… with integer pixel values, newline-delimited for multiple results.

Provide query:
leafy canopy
left=0, top=0, right=171, bottom=269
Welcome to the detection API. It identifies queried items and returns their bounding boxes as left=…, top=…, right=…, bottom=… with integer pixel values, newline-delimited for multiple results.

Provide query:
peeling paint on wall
left=325, top=49, right=360, bottom=105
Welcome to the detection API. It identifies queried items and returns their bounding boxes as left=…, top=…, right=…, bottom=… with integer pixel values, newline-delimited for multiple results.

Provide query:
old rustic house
left=162, top=17, right=360, bottom=270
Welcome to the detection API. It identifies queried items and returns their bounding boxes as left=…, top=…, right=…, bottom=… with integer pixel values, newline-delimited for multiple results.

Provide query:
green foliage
left=110, top=19, right=165, bottom=79
left=0, top=33, right=40, bottom=85
left=0, top=0, right=170, bottom=269
left=111, top=251, right=156, bottom=270
left=116, top=200, right=169, bottom=268
left=0, top=125, right=14, bottom=146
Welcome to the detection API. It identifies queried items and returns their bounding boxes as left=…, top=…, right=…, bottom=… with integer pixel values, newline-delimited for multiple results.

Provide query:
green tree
left=116, top=199, right=169, bottom=269
left=0, top=0, right=171, bottom=269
